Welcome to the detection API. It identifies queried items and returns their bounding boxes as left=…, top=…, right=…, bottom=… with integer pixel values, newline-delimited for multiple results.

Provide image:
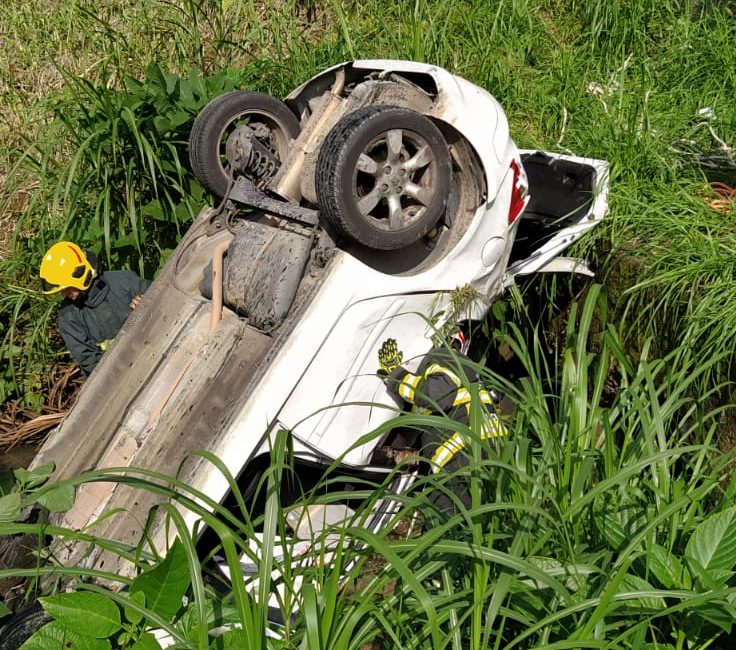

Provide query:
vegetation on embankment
left=4, top=287, right=736, bottom=647
left=0, top=1, right=735, bottom=645
left=0, top=0, right=734, bottom=412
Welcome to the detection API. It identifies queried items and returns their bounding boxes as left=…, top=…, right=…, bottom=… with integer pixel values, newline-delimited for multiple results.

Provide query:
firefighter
left=377, top=330, right=507, bottom=519
left=39, top=241, right=150, bottom=376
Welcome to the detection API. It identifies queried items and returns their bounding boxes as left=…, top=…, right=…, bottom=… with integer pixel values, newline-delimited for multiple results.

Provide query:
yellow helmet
left=39, top=241, right=96, bottom=295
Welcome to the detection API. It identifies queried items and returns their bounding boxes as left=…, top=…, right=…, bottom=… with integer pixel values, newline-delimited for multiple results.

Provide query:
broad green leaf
left=522, top=557, right=591, bottom=592
left=39, top=592, right=121, bottom=638
left=593, top=494, right=646, bottom=551
left=176, top=598, right=219, bottom=641
left=179, top=78, right=195, bottom=104
left=710, top=569, right=735, bottom=585
left=0, top=344, right=22, bottom=359
left=167, top=110, right=191, bottom=130
left=12, top=468, right=31, bottom=486
left=20, top=621, right=111, bottom=650
left=14, top=462, right=54, bottom=490
left=34, top=483, right=75, bottom=513
left=113, top=232, right=142, bottom=249
left=689, top=600, right=736, bottom=633
left=685, top=506, right=736, bottom=576
left=124, top=590, right=146, bottom=624
left=687, top=557, right=733, bottom=590
left=0, top=492, right=22, bottom=522
left=0, top=600, right=11, bottom=619
left=130, top=631, right=162, bottom=650
left=130, top=539, right=190, bottom=621
left=614, top=574, right=666, bottom=612
left=174, top=201, right=195, bottom=222
left=648, top=543, right=685, bottom=589
left=152, top=116, right=172, bottom=135
left=210, top=629, right=249, bottom=649
left=68, top=219, right=104, bottom=243
left=142, top=200, right=165, bottom=221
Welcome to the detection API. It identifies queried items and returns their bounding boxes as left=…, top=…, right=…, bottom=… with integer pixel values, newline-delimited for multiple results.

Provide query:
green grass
left=3, top=287, right=736, bottom=647
left=0, top=0, right=734, bottom=406
left=0, top=3, right=735, bottom=640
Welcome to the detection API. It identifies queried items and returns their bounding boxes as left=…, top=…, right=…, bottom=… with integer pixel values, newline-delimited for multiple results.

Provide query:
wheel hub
left=375, top=157, right=413, bottom=212
left=226, top=126, right=281, bottom=185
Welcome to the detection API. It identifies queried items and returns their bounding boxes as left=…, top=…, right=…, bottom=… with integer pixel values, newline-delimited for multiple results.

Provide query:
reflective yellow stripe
left=398, top=372, right=422, bottom=402
left=424, top=363, right=462, bottom=387
left=453, top=387, right=471, bottom=407
left=480, top=412, right=506, bottom=439
left=452, top=387, right=496, bottom=408
left=430, top=432, right=465, bottom=471
left=430, top=412, right=507, bottom=470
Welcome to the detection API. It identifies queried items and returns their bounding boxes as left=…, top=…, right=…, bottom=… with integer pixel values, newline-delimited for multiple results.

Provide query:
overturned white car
left=31, top=60, right=609, bottom=586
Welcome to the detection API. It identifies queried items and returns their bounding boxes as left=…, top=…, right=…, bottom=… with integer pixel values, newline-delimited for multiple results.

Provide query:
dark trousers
left=419, top=427, right=472, bottom=521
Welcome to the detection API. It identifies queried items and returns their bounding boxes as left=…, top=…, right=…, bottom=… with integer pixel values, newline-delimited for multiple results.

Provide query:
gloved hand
left=378, top=338, right=403, bottom=375
left=97, top=338, right=113, bottom=352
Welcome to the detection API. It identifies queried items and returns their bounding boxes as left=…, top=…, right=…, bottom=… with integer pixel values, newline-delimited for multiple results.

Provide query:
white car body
left=31, top=60, right=609, bottom=578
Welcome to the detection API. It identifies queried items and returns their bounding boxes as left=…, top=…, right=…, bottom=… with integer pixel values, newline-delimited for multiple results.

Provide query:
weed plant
left=1, top=288, right=736, bottom=647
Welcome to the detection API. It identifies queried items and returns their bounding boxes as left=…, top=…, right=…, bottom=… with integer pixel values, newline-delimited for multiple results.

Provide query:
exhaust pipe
left=269, top=68, right=346, bottom=203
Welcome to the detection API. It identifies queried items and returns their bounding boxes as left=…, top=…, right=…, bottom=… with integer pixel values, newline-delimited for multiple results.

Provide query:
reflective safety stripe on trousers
left=430, top=409, right=506, bottom=472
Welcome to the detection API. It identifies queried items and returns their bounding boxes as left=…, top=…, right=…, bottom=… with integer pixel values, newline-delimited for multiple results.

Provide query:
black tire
left=189, top=90, right=301, bottom=198
left=316, top=106, right=451, bottom=250
left=0, top=602, right=51, bottom=650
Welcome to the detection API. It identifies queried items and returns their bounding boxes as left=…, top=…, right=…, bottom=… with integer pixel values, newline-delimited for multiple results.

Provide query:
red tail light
left=508, top=158, right=529, bottom=225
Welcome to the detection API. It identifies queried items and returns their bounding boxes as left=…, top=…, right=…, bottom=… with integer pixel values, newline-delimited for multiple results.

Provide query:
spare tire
left=189, top=91, right=301, bottom=198
left=316, top=106, right=451, bottom=250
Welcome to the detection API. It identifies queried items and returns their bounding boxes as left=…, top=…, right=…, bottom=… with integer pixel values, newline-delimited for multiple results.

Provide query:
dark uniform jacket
left=58, top=270, right=150, bottom=376
left=385, top=348, right=507, bottom=468
left=383, top=347, right=507, bottom=517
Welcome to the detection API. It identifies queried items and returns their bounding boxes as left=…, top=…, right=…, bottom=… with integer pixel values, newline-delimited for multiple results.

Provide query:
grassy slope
left=2, top=3, right=736, bottom=645
left=0, top=0, right=734, bottom=400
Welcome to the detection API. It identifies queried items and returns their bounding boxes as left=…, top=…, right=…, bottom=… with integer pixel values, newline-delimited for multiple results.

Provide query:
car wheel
left=316, top=106, right=451, bottom=250
left=189, top=90, right=301, bottom=198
